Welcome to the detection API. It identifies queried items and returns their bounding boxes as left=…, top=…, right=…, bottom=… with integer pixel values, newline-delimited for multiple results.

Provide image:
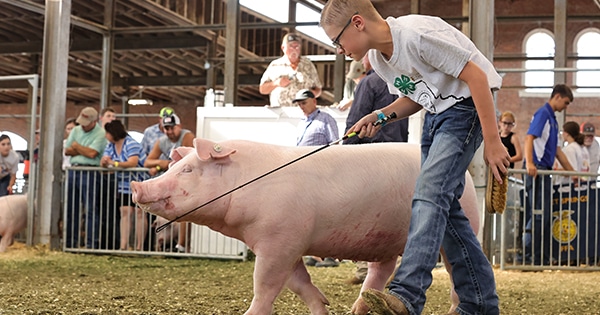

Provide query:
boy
left=522, top=84, right=574, bottom=265
left=320, top=1, right=510, bottom=314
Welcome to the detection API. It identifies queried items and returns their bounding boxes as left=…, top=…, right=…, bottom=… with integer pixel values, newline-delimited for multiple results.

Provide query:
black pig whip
left=154, top=112, right=397, bottom=233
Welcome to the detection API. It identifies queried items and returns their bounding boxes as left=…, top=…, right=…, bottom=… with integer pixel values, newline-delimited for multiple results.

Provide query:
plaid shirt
left=296, top=109, right=339, bottom=146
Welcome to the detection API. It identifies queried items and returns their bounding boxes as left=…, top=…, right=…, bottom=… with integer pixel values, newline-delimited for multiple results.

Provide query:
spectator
left=295, top=89, right=339, bottom=147
left=336, top=60, right=366, bottom=111
left=144, top=114, right=193, bottom=252
left=320, top=3, right=508, bottom=314
left=259, top=33, right=322, bottom=107
left=344, top=54, right=408, bottom=145
left=99, top=107, right=117, bottom=128
left=64, top=107, right=107, bottom=249
left=498, top=111, right=523, bottom=169
left=293, top=89, right=339, bottom=267
left=553, top=121, right=590, bottom=186
left=580, top=122, right=599, bottom=181
left=140, top=106, right=174, bottom=159
left=62, top=118, right=78, bottom=170
left=343, top=54, right=408, bottom=284
left=101, top=120, right=147, bottom=251
left=521, top=84, right=575, bottom=265
left=0, top=134, right=19, bottom=197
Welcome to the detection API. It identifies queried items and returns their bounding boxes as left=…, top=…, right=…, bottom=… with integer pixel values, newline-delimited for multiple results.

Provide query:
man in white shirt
left=581, top=122, right=600, bottom=181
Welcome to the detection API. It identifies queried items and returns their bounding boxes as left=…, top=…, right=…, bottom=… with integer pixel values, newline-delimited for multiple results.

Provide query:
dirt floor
left=1, top=243, right=600, bottom=315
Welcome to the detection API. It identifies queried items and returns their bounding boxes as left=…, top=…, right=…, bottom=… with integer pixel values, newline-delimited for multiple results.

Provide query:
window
left=524, top=30, right=555, bottom=93
left=575, top=30, right=600, bottom=93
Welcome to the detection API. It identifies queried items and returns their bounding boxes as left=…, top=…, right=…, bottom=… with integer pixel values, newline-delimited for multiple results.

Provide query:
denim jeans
left=388, top=99, right=499, bottom=315
left=522, top=172, right=552, bottom=264
left=65, top=169, right=101, bottom=249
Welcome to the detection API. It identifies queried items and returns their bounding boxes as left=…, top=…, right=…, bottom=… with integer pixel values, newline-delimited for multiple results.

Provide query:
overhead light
left=127, top=99, right=153, bottom=106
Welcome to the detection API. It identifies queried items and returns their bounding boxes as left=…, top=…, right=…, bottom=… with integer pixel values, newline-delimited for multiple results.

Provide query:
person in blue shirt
left=521, top=84, right=575, bottom=265
left=102, top=120, right=147, bottom=251
left=295, top=89, right=339, bottom=146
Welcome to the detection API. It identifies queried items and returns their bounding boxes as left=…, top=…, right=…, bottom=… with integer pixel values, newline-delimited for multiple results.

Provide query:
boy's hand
left=485, top=140, right=511, bottom=183
left=347, top=112, right=379, bottom=138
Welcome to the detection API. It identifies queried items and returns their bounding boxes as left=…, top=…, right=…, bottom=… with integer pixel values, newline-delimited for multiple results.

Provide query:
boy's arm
left=348, top=97, right=421, bottom=138
left=524, top=134, right=538, bottom=177
left=458, top=61, right=510, bottom=183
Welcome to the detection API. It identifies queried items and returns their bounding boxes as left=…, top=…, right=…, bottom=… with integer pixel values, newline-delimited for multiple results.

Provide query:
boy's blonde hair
left=320, top=0, right=381, bottom=28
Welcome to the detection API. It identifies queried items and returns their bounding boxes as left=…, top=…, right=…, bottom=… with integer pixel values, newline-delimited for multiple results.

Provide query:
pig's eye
left=181, top=164, right=192, bottom=173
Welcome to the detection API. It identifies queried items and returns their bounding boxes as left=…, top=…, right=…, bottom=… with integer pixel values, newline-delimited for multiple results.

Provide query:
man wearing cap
left=259, top=33, right=322, bottom=107
left=64, top=106, right=108, bottom=249
left=294, top=88, right=339, bottom=267
left=581, top=122, right=599, bottom=179
left=144, top=113, right=193, bottom=252
left=294, top=89, right=339, bottom=146
left=336, top=60, right=366, bottom=111
left=140, top=107, right=175, bottom=159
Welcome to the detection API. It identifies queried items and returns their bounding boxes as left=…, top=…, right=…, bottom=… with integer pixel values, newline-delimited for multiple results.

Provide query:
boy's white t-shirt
left=368, top=15, right=502, bottom=114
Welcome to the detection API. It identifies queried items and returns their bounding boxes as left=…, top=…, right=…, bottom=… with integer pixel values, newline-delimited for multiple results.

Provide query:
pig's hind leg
left=0, top=231, right=14, bottom=252
left=285, top=259, right=330, bottom=315
left=351, top=259, right=397, bottom=315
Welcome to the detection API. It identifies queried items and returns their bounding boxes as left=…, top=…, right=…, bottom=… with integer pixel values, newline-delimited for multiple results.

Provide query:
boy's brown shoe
left=361, top=288, right=408, bottom=315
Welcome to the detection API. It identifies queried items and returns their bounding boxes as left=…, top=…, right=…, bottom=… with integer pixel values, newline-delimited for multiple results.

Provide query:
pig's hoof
left=361, top=289, right=408, bottom=315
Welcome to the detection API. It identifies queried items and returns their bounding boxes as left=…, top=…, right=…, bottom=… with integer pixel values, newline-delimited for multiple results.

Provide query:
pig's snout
left=130, top=181, right=144, bottom=204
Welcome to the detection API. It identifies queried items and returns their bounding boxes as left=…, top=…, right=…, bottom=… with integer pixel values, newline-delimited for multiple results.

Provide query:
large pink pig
left=0, top=194, right=28, bottom=253
left=131, top=138, right=480, bottom=315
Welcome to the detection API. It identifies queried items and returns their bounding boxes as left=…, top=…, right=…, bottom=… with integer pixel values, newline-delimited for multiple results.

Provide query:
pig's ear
left=171, top=146, right=195, bottom=162
left=194, top=138, right=237, bottom=161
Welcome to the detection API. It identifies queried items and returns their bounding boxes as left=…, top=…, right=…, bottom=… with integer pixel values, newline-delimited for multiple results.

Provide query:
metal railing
left=500, top=168, right=599, bottom=271
left=62, top=166, right=248, bottom=260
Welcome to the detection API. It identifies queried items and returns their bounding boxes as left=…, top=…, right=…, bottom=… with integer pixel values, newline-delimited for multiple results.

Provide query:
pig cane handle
left=155, top=111, right=397, bottom=233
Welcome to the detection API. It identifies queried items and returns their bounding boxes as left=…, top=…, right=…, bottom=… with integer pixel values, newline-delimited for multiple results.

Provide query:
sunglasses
left=332, top=11, right=358, bottom=50
left=501, top=121, right=515, bottom=127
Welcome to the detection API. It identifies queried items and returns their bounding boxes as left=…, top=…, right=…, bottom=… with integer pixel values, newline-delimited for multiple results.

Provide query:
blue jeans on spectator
left=387, top=98, right=499, bottom=315
left=522, top=170, right=552, bottom=265
left=65, top=169, right=101, bottom=249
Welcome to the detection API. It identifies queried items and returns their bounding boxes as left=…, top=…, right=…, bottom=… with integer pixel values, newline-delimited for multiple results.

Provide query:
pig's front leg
left=244, top=254, right=299, bottom=315
left=351, top=259, right=397, bottom=315
left=285, top=259, right=330, bottom=315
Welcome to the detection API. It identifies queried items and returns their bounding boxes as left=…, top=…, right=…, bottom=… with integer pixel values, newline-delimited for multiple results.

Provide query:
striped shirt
left=103, top=135, right=146, bottom=194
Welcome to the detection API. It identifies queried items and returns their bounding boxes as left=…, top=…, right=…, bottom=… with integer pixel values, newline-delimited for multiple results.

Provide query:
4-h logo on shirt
left=394, top=75, right=416, bottom=95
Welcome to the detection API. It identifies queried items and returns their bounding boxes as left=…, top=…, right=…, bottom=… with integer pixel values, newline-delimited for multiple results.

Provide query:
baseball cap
left=581, top=122, right=596, bottom=135
left=162, top=114, right=181, bottom=127
left=159, top=106, right=175, bottom=117
left=347, top=60, right=366, bottom=80
left=282, top=33, right=301, bottom=45
left=292, top=89, right=315, bottom=103
left=76, top=107, right=98, bottom=126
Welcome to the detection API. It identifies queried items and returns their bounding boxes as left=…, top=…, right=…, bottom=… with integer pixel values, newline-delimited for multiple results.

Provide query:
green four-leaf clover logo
left=394, top=75, right=416, bottom=95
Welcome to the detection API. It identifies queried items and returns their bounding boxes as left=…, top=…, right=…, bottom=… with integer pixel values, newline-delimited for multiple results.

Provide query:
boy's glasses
left=501, top=121, right=515, bottom=127
left=332, top=12, right=358, bottom=50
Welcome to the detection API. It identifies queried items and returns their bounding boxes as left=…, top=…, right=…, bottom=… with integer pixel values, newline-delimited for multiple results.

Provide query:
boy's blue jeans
left=388, top=99, right=499, bottom=315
